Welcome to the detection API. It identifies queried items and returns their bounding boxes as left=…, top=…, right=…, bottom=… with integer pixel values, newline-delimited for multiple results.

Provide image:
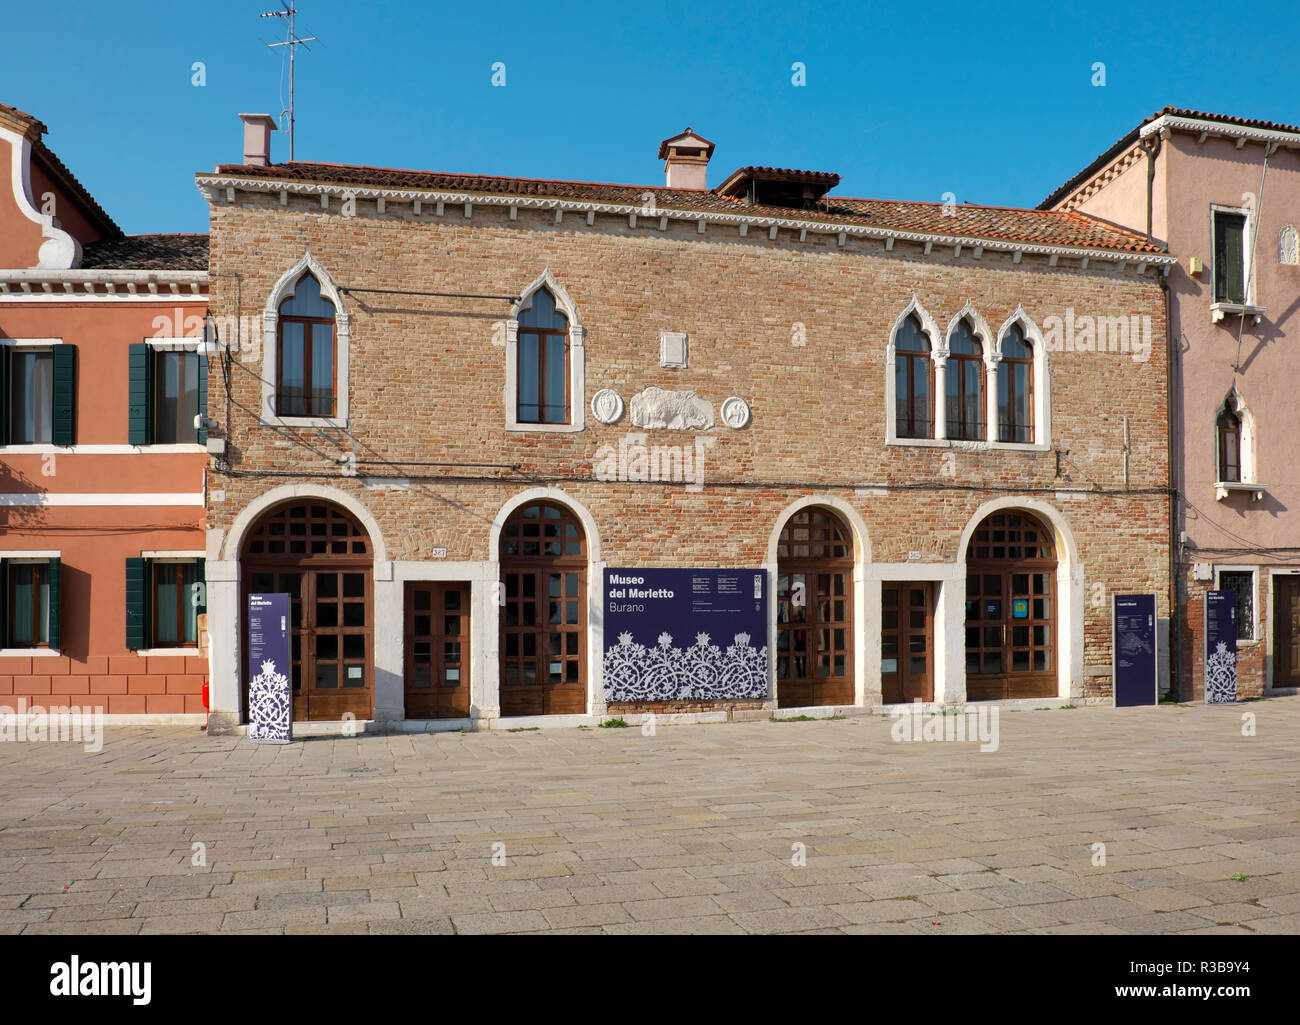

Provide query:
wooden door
left=500, top=566, right=586, bottom=715
left=405, top=582, right=470, bottom=719
left=965, top=569, right=1056, bottom=700
left=776, top=508, right=855, bottom=708
left=1275, top=577, right=1300, bottom=688
left=881, top=582, right=933, bottom=703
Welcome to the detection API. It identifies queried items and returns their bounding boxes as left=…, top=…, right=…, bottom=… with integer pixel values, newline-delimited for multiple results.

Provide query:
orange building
left=0, top=102, right=210, bottom=718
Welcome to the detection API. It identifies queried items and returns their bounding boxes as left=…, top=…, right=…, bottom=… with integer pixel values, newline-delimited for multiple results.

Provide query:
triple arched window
left=887, top=301, right=1043, bottom=447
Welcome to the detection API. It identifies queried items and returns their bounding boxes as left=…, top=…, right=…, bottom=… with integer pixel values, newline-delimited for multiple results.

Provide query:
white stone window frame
left=1209, top=202, right=1265, bottom=323
left=941, top=302, right=997, bottom=444
left=261, top=249, right=350, bottom=430
left=883, top=296, right=942, bottom=447
left=1214, top=386, right=1265, bottom=500
left=992, top=306, right=1052, bottom=452
left=505, top=268, right=585, bottom=433
left=1214, top=564, right=1259, bottom=644
left=885, top=300, right=1050, bottom=451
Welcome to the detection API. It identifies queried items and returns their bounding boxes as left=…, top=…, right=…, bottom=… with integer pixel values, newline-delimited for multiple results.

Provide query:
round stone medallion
left=591, top=388, right=625, bottom=424
left=720, top=396, right=751, bottom=429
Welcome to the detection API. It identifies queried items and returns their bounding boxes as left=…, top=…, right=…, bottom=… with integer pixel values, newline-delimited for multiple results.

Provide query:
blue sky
left=5, top=0, right=1299, bottom=234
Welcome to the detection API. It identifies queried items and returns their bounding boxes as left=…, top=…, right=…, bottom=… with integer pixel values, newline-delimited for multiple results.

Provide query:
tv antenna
left=261, top=3, right=317, bottom=161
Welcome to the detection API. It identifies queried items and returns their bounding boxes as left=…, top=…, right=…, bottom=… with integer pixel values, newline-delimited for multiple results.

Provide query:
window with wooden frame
left=276, top=273, right=336, bottom=418
left=0, top=557, right=60, bottom=650
left=128, top=344, right=207, bottom=445
left=946, top=318, right=985, bottom=440
left=516, top=288, right=570, bottom=425
left=893, top=314, right=933, bottom=439
left=0, top=344, right=75, bottom=446
left=1217, top=396, right=1242, bottom=483
left=126, top=557, right=205, bottom=650
left=997, top=324, right=1034, bottom=443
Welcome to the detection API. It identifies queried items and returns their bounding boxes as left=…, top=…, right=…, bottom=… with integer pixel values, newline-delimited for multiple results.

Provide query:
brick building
left=197, top=117, right=1175, bottom=731
left=1044, top=107, right=1300, bottom=700
left=0, top=102, right=210, bottom=718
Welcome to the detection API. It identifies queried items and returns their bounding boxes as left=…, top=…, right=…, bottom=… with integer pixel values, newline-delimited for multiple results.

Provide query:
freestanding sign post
left=603, top=568, right=768, bottom=703
left=247, top=593, right=293, bottom=743
left=1204, top=589, right=1238, bottom=704
left=1112, top=593, right=1158, bottom=707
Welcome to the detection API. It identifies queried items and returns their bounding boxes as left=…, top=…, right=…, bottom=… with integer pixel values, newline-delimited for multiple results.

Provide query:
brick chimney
left=239, top=113, right=277, bottom=167
left=657, top=127, right=715, bottom=190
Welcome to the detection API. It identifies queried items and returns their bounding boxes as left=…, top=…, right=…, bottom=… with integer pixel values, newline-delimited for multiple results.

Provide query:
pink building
left=1045, top=107, right=1300, bottom=699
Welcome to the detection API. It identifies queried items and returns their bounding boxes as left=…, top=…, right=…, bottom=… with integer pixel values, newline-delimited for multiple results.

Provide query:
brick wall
left=206, top=193, right=1173, bottom=704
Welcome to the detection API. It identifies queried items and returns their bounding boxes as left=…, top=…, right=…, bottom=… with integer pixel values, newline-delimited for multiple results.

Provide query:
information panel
left=603, top=568, right=768, bottom=702
left=1112, top=593, right=1157, bottom=707
left=1204, top=589, right=1238, bottom=704
left=248, top=593, right=292, bottom=743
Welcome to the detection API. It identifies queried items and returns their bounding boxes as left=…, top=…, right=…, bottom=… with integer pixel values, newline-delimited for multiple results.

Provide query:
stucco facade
left=1048, top=107, right=1300, bottom=699
left=0, top=103, right=210, bottom=717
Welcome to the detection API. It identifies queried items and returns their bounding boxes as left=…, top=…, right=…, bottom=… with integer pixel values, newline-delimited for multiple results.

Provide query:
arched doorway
left=776, top=506, right=854, bottom=707
left=499, top=500, right=587, bottom=715
left=241, top=500, right=374, bottom=721
left=965, top=510, right=1057, bottom=700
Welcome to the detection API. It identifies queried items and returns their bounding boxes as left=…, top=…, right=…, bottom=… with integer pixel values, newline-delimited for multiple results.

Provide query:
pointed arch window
left=517, top=288, right=569, bottom=425
left=946, top=318, right=985, bottom=440
left=276, top=272, right=337, bottom=418
left=1218, top=396, right=1242, bottom=483
left=997, top=324, right=1034, bottom=443
left=894, top=315, right=933, bottom=439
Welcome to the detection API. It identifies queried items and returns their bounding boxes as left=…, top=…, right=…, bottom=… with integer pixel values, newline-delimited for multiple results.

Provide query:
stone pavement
left=1, top=699, right=1298, bottom=935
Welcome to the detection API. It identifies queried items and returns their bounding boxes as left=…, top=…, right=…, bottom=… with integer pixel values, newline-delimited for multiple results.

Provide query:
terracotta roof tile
left=80, top=233, right=209, bottom=271
left=207, top=161, right=1162, bottom=254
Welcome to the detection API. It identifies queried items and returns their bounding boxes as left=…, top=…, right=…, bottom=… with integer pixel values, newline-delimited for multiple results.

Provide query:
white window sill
left=1211, top=302, right=1265, bottom=324
left=261, top=415, right=348, bottom=430
left=885, top=436, right=1051, bottom=453
left=505, top=421, right=583, bottom=433
left=136, top=648, right=202, bottom=657
left=0, top=444, right=206, bottom=454
left=1215, top=481, right=1267, bottom=501
left=0, top=648, right=61, bottom=657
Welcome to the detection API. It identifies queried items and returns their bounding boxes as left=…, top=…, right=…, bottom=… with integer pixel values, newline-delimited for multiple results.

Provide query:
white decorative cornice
left=0, top=268, right=207, bottom=300
left=195, top=174, right=1178, bottom=271
left=1140, top=114, right=1300, bottom=150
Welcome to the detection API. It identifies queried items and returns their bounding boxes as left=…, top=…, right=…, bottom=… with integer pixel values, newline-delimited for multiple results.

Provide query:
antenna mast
left=261, top=3, right=317, bottom=161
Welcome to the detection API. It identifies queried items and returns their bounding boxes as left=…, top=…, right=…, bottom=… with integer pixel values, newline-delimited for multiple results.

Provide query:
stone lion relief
left=628, top=387, right=714, bottom=430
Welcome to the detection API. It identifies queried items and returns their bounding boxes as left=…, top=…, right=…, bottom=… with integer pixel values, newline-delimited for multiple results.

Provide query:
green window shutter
left=52, top=344, right=76, bottom=446
left=0, top=345, right=9, bottom=446
left=197, top=354, right=209, bottom=445
left=195, top=558, right=207, bottom=614
left=128, top=343, right=152, bottom=445
left=125, top=557, right=150, bottom=650
left=47, top=557, right=61, bottom=651
left=0, top=559, right=6, bottom=649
